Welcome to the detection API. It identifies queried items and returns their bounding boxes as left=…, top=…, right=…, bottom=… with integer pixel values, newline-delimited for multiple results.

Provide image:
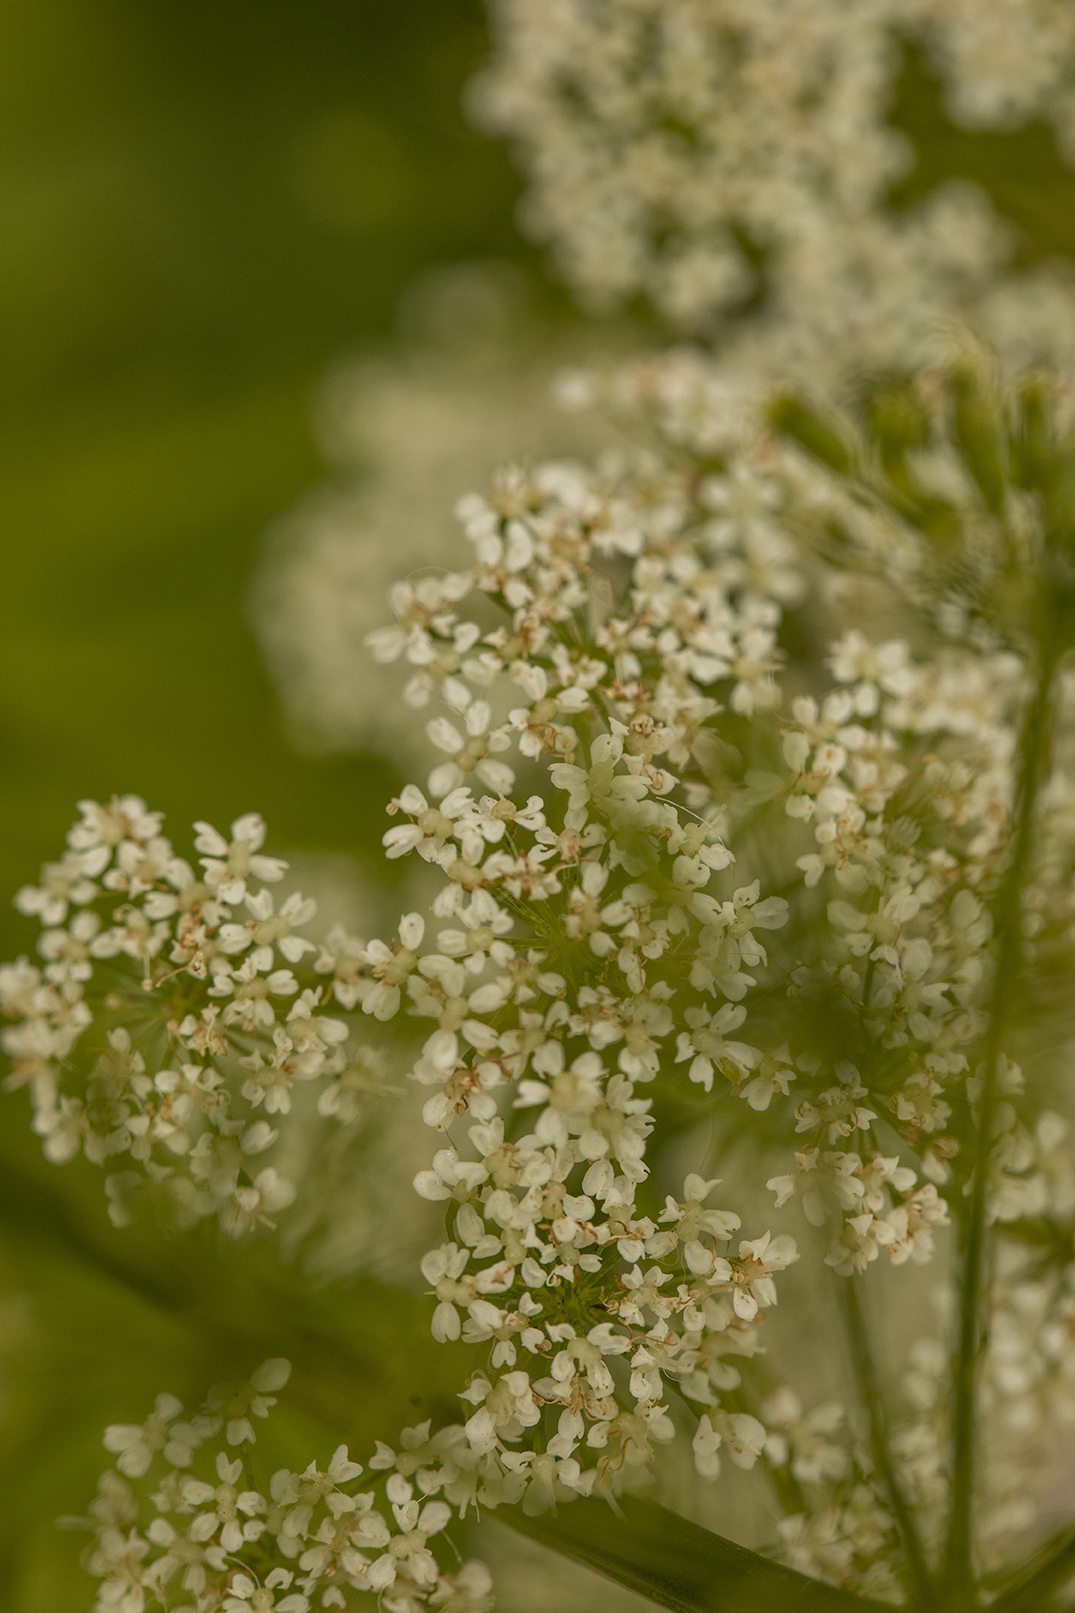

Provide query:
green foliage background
left=3, top=6, right=1075, bottom=1607
left=0, top=4, right=529, bottom=1604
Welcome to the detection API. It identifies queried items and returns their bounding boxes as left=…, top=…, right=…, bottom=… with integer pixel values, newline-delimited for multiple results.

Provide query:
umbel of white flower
left=473, top=0, right=1075, bottom=384
left=10, top=348, right=1075, bottom=1610
left=251, top=1, right=1075, bottom=791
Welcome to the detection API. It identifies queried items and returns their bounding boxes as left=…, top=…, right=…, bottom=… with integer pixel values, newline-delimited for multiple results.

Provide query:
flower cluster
left=257, top=6, right=1075, bottom=783
left=253, top=261, right=618, bottom=760
left=0, top=803, right=388, bottom=1235
left=71, top=1359, right=494, bottom=1613
left=473, top=0, right=1075, bottom=382
left=913, top=1, right=1075, bottom=137
left=27, top=352, right=1075, bottom=1606
left=358, top=475, right=812, bottom=1495
left=12, top=0, right=1075, bottom=1600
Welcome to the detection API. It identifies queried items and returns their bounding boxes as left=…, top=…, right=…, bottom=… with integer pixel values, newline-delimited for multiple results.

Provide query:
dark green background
left=0, top=0, right=531, bottom=964
left=2, top=7, right=1075, bottom=1607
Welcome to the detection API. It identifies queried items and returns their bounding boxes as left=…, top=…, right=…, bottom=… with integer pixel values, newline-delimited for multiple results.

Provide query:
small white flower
left=103, top=1393, right=189, bottom=1477
left=194, top=814, right=288, bottom=903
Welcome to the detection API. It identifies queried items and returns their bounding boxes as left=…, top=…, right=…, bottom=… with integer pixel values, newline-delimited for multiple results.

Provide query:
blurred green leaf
left=503, top=1494, right=890, bottom=1613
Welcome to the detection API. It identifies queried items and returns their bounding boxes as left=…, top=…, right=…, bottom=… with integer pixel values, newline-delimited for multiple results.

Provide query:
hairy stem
left=942, top=636, right=1061, bottom=1598
left=839, top=1276, right=936, bottom=1609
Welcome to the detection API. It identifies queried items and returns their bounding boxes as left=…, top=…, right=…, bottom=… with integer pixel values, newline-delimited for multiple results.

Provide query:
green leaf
left=951, top=365, right=1006, bottom=515
left=769, top=396, right=853, bottom=475
left=989, top=1526, right=1075, bottom=1612
left=500, top=1493, right=890, bottom=1613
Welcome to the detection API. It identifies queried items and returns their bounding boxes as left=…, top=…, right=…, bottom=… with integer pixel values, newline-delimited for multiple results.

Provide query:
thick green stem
left=839, top=1277, right=936, bottom=1610
left=942, top=638, right=1061, bottom=1599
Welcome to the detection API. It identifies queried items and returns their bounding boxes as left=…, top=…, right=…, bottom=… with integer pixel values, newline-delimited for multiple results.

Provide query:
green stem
left=862, top=955, right=877, bottom=1011
left=942, top=636, right=1061, bottom=1599
left=839, top=1276, right=936, bottom=1610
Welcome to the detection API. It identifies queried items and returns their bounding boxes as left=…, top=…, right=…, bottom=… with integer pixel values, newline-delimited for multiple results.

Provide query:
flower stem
left=839, top=1275, right=936, bottom=1610
left=942, top=636, right=1062, bottom=1601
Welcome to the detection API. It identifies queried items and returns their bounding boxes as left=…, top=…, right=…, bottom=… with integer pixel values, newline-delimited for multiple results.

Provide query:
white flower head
left=194, top=814, right=288, bottom=903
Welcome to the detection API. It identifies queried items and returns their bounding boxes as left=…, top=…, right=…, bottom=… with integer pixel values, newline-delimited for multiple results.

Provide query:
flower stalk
left=839, top=1277, right=936, bottom=1610
left=943, top=629, right=1064, bottom=1601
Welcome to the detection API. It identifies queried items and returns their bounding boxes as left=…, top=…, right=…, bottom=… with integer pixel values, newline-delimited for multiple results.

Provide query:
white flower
left=361, top=913, right=424, bottom=1020
left=219, top=1169, right=296, bottom=1238
left=68, top=796, right=164, bottom=874
left=692, top=1413, right=723, bottom=1479
left=658, top=1175, right=741, bottom=1274
left=426, top=702, right=515, bottom=799
left=383, top=784, right=478, bottom=862
left=103, top=1394, right=197, bottom=1477
left=731, top=1232, right=799, bottom=1321
left=222, top=1571, right=308, bottom=1612
left=675, top=1005, right=760, bottom=1092
left=430, top=1561, right=495, bottom=1612
left=218, top=889, right=317, bottom=969
left=14, top=853, right=99, bottom=925
left=473, top=0, right=1075, bottom=382
left=194, top=814, right=288, bottom=903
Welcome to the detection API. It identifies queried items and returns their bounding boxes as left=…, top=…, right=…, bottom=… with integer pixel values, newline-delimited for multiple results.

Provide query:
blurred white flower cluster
left=254, top=263, right=620, bottom=760
left=472, top=0, right=1075, bottom=381
left=73, top=1359, right=494, bottom=1613
left=260, top=6, right=1075, bottom=773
